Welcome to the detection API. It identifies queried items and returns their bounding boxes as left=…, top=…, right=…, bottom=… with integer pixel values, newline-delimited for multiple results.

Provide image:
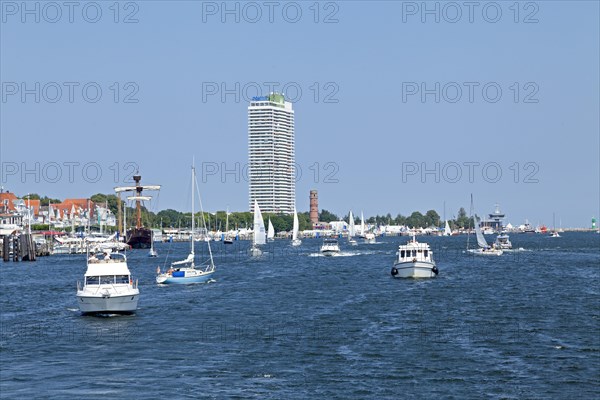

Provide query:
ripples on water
left=1, top=233, right=599, bottom=398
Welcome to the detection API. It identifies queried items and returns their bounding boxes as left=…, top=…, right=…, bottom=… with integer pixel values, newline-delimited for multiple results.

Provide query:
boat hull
left=126, top=228, right=152, bottom=249
left=321, top=250, right=339, bottom=256
left=77, top=292, right=139, bottom=314
left=156, top=271, right=214, bottom=284
left=467, top=249, right=503, bottom=256
left=391, top=261, right=438, bottom=278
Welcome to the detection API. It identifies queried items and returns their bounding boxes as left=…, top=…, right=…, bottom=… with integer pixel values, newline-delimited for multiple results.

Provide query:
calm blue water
left=1, top=233, right=599, bottom=399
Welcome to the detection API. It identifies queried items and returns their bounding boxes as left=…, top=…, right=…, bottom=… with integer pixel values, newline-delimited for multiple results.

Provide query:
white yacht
left=493, top=233, right=513, bottom=249
left=320, top=238, right=340, bottom=256
left=364, top=232, right=376, bottom=244
left=77, top=251, right=139, bottom=314
left=391, top=236, right=438, bottom=278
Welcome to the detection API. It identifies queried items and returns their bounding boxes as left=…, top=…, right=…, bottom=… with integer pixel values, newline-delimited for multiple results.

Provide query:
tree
left=424, top=210, right=441, bottom=227
left=319, top=209, right=339, bottom=223
left=406, top=211, right=425, bottom=228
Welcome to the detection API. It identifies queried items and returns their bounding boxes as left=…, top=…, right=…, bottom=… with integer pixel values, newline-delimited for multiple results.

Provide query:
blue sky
left=1, top=1, right=598, bottom=227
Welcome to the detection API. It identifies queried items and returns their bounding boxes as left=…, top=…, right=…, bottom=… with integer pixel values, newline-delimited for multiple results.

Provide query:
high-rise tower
left=248, top=93, right=295, bottom=214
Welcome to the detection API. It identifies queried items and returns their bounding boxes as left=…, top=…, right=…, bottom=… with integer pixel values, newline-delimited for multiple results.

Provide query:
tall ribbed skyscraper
left=248, top=93, right=295, bottom=214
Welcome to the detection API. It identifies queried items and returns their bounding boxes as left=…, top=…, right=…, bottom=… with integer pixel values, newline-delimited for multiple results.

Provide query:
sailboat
left=148, top=229, right=158, bottom=257
left=156, top=165, right=215, bottom=284
left=251, top=200, right=266, bottom=256
left=467, top=195, right=503, bottom=256
left=443, top=220, right=452, bottom=236
left=291, top=207, right=302, bottom=246
left=223, top=208, right=233, bottom=244
left=267, top=219, right=275, bottom=241
left=348, top=211, right=357, bottom=246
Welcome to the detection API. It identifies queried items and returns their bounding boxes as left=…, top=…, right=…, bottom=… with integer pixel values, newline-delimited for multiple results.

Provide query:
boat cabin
left=84, top=253, right=132, bottom=286
left=397, top=241, right=433, bottom=263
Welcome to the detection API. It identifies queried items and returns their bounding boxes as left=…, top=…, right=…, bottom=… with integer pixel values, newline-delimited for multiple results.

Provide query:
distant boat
left=391, top=235, right=438, bottom=278
left=443, top=220, right=451, bottom=236
left=348, top=210, right=357, bottom=246
left=494, top=233, right=513, bottom=249
left=291, top=207, right=302, bottom=246
left=224, top=208, right=233, bottom=244
left=148, top=230, right=158, bottom=257
left=77, top=251, right=139, bottom=314
left=550, top=213, right=560, bottom=237
left=364, top=232, right=376, bottom=244
left=251, top=200, right=266, bottom=257
left=156, top=165, right=215, bottom=284
left=115, top=174, right=161, bottom=249
left=267, top=219, right=275, bottom=241
left=467, top=195, right=503, bottom=256
left=320, top=238, right=340, bottom=256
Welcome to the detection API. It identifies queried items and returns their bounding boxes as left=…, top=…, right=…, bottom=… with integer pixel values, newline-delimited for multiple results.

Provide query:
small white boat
left=364, top=232, right=376, bottom=244
left=494, top=233, right=512, bottom=249
left=77, top=251, right=139, bottom=314
left=320, top=238, right=340, bottom=256
left=291, top=207, right=302, bottom=246
left=391, top=236, right=438, bottom=278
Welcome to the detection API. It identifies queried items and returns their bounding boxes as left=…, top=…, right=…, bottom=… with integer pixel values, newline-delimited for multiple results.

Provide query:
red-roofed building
left=0, top=191, right=18, bottom=212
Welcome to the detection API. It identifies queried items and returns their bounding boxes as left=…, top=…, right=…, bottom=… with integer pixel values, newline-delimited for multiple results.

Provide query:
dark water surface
left=1, top=233, right=599, bottom=399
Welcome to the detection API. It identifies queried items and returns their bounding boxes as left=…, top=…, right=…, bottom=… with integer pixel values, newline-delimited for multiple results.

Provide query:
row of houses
left=0, top=191, right=116, bottom=234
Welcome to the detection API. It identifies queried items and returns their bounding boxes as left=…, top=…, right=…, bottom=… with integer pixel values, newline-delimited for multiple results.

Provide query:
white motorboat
left=391, top=235, right=438, bottom=278
left=364, top=232, right=376, bottom=244
left=320, top=238, right=340, bottom=256
left=494, top=233, right=513, bottom=249
left=77, top=251, right=139, bottom=314
left=291, top=207, right=302, bottom=246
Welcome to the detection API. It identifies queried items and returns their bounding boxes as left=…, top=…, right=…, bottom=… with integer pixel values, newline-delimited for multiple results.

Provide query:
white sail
left=444, top=220, right=451, bottom=236
left=267, top=219, right=275, bottom=240
left=348, top=211, right=355, bottom=237
left=253, top=200, right=266, bottom=245
left=292, top=208, right=299, bottom=241
left=474, top=214, right=489, bottom=248
left=360, top=211, right=365, bottom=236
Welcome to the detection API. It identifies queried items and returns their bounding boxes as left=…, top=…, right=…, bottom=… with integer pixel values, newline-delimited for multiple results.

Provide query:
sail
left=292, top=208, right=299, bottom=241
left=474, top=214, right=489, bottom=248
left=348, top=211, right=355, bottom=237
left=444, top=220, right=451, bottom=236
left=360, top=211, right=365, bottom=236
left=267, top=219, right=275, bottom=240
left=253, top=200, right=266, bottom=245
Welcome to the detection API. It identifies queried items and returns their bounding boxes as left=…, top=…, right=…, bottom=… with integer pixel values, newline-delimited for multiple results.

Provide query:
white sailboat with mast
left=467, top=195, right=503, bottom=256
left=348, top=211, right=357, bottom=246
left=251, top=200, right=266, bottom=256
left=223, top=207, right=233, bottom=244
left=156, top=164, right=215, bottom=284
left=291, top=206, right=302, bottom=246
left=267, top=218, right=275, bottom=241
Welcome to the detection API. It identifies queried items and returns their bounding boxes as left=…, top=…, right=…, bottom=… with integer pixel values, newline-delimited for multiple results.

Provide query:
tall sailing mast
left=114, top=174, right=161, bottom=233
